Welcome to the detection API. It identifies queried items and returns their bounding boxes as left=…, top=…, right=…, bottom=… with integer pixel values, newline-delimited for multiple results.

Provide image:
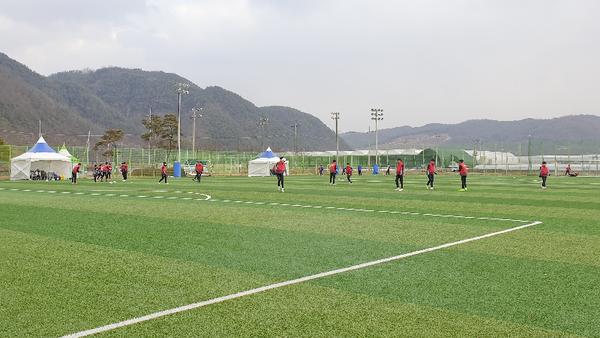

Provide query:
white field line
left=0, top=187, right=211, bottom=201
left=0, top=187, right=541, bottom=336
left=0, top=187, right=532, bottom=223
left=60, top=220, right=542, bottom=338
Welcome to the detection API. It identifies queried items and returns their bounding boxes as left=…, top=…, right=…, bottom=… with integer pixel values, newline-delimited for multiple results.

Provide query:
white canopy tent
left=58, top=144, right=82, bottom=175
left=248, top=147, right=289, bottom=177
left=10, top=137, right=72, bottom=180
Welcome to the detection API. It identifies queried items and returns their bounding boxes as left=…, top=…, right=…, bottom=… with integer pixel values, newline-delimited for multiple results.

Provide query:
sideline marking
left=60, top=220, right=542, bottom=338
left=0, top=188, right=211, bottom=201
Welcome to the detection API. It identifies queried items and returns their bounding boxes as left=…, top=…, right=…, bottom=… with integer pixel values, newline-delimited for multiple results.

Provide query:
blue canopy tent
left=248, top=147, right=289, bottom=177
left=10, top=137, right=71, bottom=180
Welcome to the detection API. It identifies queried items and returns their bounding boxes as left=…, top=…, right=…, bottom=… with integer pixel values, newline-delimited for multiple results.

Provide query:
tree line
left=95, top=113, right=181, bottom=160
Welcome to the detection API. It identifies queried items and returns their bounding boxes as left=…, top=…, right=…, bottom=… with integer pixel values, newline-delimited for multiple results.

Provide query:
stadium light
left=434, top=135, right=442, bottom=165
left=291, top=120, right=300, bottom=154
left=528, top=135, right=533, bottom=175
left=260, top=118, right=269, bottom=151
left=371, top=109, right=383, bottom=166
left=190, top=108, right=202, bottom=157
left=331, top=112, right=340, bottom=166
left=174, top=83, right=190, bottom=164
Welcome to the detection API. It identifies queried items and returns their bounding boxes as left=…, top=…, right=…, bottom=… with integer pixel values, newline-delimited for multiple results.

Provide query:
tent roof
left=12, top=137, right=71, bottom=162
left=257, top=147, right=280, bottom=160
left=27, top=137, right=58, bottom=153
left=58, top=145, right=80, bottom=161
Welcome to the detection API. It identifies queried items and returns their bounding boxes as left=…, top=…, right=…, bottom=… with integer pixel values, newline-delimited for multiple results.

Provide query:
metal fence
left=1, top=139, right=599, bottom=179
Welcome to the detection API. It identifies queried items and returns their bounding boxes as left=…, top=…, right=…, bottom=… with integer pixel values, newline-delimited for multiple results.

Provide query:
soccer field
left=1, top=174, right=599, bottom=337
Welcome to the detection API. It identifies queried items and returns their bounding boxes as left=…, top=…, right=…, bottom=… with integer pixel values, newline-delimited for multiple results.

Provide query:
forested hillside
left=0, top=52, right=348, bottom=151
left=342, top=115, right=600, bottom=149
left=0, top=53, right=97, bottom=145
left=50, top=67, right=350, bottom=151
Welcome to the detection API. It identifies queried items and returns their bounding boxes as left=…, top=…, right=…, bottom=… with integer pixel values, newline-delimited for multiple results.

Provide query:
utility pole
left=434, top=135, right=442, bottom=165
left=146, top=107, right=154, bottom=166
left=368, top=126, right=371, bottom=168
left=174, top=83, right=189, bottom=164
left=291, top=120, right=300, bottom=154
left=86, top=130, right=90, bottom=170
left=331, top=112, right=340, bottom=166
left=190, top=108, right=202, bottom=157
left=528, top=135, right=532, bottom=175
left=260, top=118, right=269, bottom=151
left=147, top=107, right=156, bottom=150
left=371, top=109, right=383, bottom=166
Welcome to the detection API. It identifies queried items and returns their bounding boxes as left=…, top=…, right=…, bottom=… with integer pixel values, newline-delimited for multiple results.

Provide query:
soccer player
left=395, top=158, right=404, bottom=191
left=358, top=165, right=362, bottom=176
left=107, top=163, right=112, bottom=180
left=158, top=162, right=168, bottom=184
left=540, top=161, right=549, bottom=189
left=275, top=157, right=286, bottom=192
left=93, top=164, right=99, bottom=183
left=565, top=164, right=571, bottom=176
left=329, top=160, right=338, bottom=185
left=120, top=162, right=128, bottom=181
left=72, top=162, right=81, bottom=185
left=102, top=162, right=111, bottom=182
left=346, top=163, right=353, bottom=184
left=194, top=161, right=203, bottom=182
left=458, top=159, right=468, bottom=191
left=426, top=159, right=436, bottom=190
left=318, top=165, right=324, bottom=176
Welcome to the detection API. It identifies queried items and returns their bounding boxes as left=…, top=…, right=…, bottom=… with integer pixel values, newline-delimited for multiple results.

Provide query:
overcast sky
left=1, top=0, right=599, bottom=132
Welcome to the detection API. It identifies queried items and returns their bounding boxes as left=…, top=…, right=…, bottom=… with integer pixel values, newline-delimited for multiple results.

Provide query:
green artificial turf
left=0, top=174, right=598, bottom=337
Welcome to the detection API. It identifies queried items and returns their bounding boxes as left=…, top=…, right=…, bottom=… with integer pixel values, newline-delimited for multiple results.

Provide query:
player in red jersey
left=120, top=162, right=128, bottom=181
left=395, top=158, right=404, bottom=191
left=458, top=159, right=467, bottom=191
left=158, top=162, right=168, bottom=184
left=193, top=161, right=203, bottom=183
left=329, top=160, right=338, bottom=185
left=346, top=163, right=353, bottom=184
left=426, top=159, right=436, bottom=190
left=101, top=162, right=109, bottom=182
left=72, top=162, right=81, bottom=185
left=275, top=157, right=286, bottom=192
left=539, top=161, right=549, bottom=189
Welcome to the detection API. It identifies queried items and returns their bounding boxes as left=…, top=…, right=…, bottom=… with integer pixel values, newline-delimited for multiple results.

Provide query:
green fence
left=1, top=139, right=599, bottom=179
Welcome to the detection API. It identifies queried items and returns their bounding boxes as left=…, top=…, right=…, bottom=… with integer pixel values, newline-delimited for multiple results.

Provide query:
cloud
left=1, top=0, right=600, bottom=132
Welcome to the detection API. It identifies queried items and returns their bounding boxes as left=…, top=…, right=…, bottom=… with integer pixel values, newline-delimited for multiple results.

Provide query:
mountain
left=341, top=115, right=600, bottom=149
left=49, top=67, right=350, bottom=152
left=0, top=52, right=350, bottom=151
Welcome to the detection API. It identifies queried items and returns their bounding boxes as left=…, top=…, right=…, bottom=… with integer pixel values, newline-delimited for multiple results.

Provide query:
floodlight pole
left=368, top=126, right=371, bottom=168
left=528, top=135, right=533, bottom=175
left=174, top=83, right=190, bottom=163
left=331, top=112, right=340, bottom=165
left=291, top=120, right=300, bottom=154
left=371, top=109, right=383, bottom=166
left=191, top=108, right=203, bottom=157
left=146, top=107, right=155, bottom=165
left=434, top=135, right=442, bottom=165
left=260, top=118, right=269, bottom=151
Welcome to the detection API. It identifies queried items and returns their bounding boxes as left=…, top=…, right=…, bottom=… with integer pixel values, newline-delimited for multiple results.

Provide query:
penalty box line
left=207, top=198, right=533, bottom=223
left=60, top=220, right=542, bottom=338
